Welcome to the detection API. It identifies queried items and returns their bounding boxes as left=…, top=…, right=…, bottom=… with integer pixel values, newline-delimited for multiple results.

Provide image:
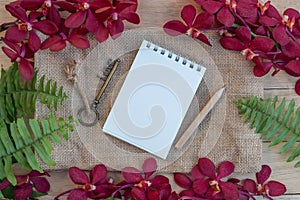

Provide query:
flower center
left=44, top=0, right=51, bottom=7
left=78, top=2, right=90, bottom=11
left=82, top=183, right=96, bottom=192
left=186, top=27, right=201, bottom=38
left=258, top=0, right=270, bottom=15
left=17, top=22, right=32, bottom=31
left=134, top=180, right=152, bottom=190
left=209, top=180, right=221, bottom=192
left=283, top=15, right=295, bottom=31
left=112, top=12, right=118, bottom=20
left=241, top=48, right=259, bottom=60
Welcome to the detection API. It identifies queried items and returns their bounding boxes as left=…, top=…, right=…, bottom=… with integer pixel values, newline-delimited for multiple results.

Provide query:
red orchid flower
left=172, top=165, right=205, bottom=198
left=4, top=1, right=58, bottom=53
left=121, top=158, right=171, bottom=200
left=55, top=164, right=114, bottom=200
left=196, top=0, right=237, bottom=27
left=0, top=170, right=50, bottom=200
left=41, top=19, right=90, bottom=51
left=20, top=0, right=75, bottom=25
left=220, top=26, right=274, bottom=60
left=94, top=0, right=140, bottom=40
left=64, top=0, right=100, bottom=35
left=192, top=158, right=239, bottom=200
left=163, top=5, right=214, bottom=46
left=1, top=38, right=34, bottom=81
left=243, top=165, right=286, bottom=197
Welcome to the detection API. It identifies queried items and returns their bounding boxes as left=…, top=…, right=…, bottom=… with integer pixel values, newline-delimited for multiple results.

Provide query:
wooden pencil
left=175, top=86, right=226, bottom=149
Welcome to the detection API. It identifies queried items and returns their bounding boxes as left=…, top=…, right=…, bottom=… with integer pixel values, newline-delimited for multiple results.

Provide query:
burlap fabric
left=35, top=28, right=262, bottom=173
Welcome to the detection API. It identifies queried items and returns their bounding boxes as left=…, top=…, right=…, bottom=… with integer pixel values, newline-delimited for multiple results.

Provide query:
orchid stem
left=286, top=27, right=300, bottom=46
left=111, top=183, right=134, bottom=197
left=239, top=190, right=256, bottom=200
left=54, top=189, right=73, bottom=200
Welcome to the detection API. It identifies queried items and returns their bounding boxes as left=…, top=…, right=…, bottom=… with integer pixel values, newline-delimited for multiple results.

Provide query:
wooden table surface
left=1, top=0, right=300, bottom=199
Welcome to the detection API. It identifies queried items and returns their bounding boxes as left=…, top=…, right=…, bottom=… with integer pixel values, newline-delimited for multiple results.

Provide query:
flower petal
left=285, top=60, right=300, bottom=77
left=108, top=19, right=124, bottom=39
left=253, top=59, right=273, bottom=77
left=192, top=179, right=210, bottom=195
left=217, top=7, right=235, bottom=27
left=0, top=179, right=11, bottom=190
left=131, top=188, right=147, bottom=200
left=48, top=6, right=62, bottom=26
left=250, top=36, right=274, bottom=52
left=54, top=1, right=76, bottom=13
left=5, top=26, right=27, bottom=43
left=163, top=20, right=188, bottom=36
left=122, top=167, right=143, bottom=183
left=219, top=182, right=239, bottom=200
left=90, top=164, right=107, bottom=185
left=219, top=37, right=245, bottom=51
left=259, top=16, right=280, bottom=26
left=256, top=165, right=271, bottom=185
left=2, top=46, right=18, bottom=61
left=20, top=58, right=34, bottom=81
left=181, top=5, right=196, bottom=27
left=67, top=189, right=88, bottom=200
left=193, top=12, right=214, bottom=28
left=266, top=180, right=287, bottom=196
left=191, top=165, right=204, bottom=180
left=65, top=11, right=87, bottom=28
left=30, top=177, right=50, bottom=193
left=160, top=184, right=172, bottom=199
left=242, top=178, right=257, bottom=193
left=142, top=158, right=157, bottom=179
left=201, top=1, right=223, bottom=14
left=20, top=0, right=44, bottom=10
left=236, top=26, right=251, bottom=45
left=174, top=173, right=192, bottom=189
left=49, top=40, right=67, bottom=51
left=69, top=167, right=89, bottom=185
left=217, top=161, right=234, bottom=179
left=6, top=3, right=28, bottom=22
left=147, top=189, right=160, bottom=200
left=14, top=183, right=33, bottom=200
left=150, top=175, right=169, bottom=188
left=33, top=20, right=58, bottom=35
left=198, top=158, right=216, bottom=178
left=86, top=10, right=99, bottom=33
left=28, top=31, right=41, bottom=52
left=281, top=41, right=300, bottom=58
left=120, top=12, right=140, bottom=24
left=295, top=79, right=300, bottom=95
left=68, top=34, right=90, bottom=49
left=272, top=25, right=290, bottom=46
left=265, top=5, right=282, bottom=22
left=41, top=35, right=62, bottom=50
left=283, top=8, right=300, bottom=20
left=94, top=23, right=109, bottom=42
left=196, top=33, right=212, bottom=46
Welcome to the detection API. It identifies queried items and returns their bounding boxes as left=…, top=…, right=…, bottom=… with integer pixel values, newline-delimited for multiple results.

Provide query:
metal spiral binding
left=145, top=41, right=203, bottom=73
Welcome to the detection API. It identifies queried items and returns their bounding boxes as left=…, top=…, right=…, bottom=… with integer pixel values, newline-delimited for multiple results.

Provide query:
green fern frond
left=235, top=96, right=300, bottom=168
left=0, top=62, right=67, bottom=123
left=0, top=112, right=73, bottom=185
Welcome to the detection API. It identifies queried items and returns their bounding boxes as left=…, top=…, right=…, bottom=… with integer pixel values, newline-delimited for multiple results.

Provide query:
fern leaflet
left=0, top=112, right=73, bottom=185
left=235, top=96, right=300, bottom=168
left=0, top=62, right=67, bottom=123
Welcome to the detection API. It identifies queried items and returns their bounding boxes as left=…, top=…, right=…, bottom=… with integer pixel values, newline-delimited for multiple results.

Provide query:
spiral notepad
left=103, top=40, right=206, bottom=159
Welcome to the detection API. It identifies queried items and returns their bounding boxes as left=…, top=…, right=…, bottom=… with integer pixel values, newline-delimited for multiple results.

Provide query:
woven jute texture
left=35, top=28, right=262, bottom=173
